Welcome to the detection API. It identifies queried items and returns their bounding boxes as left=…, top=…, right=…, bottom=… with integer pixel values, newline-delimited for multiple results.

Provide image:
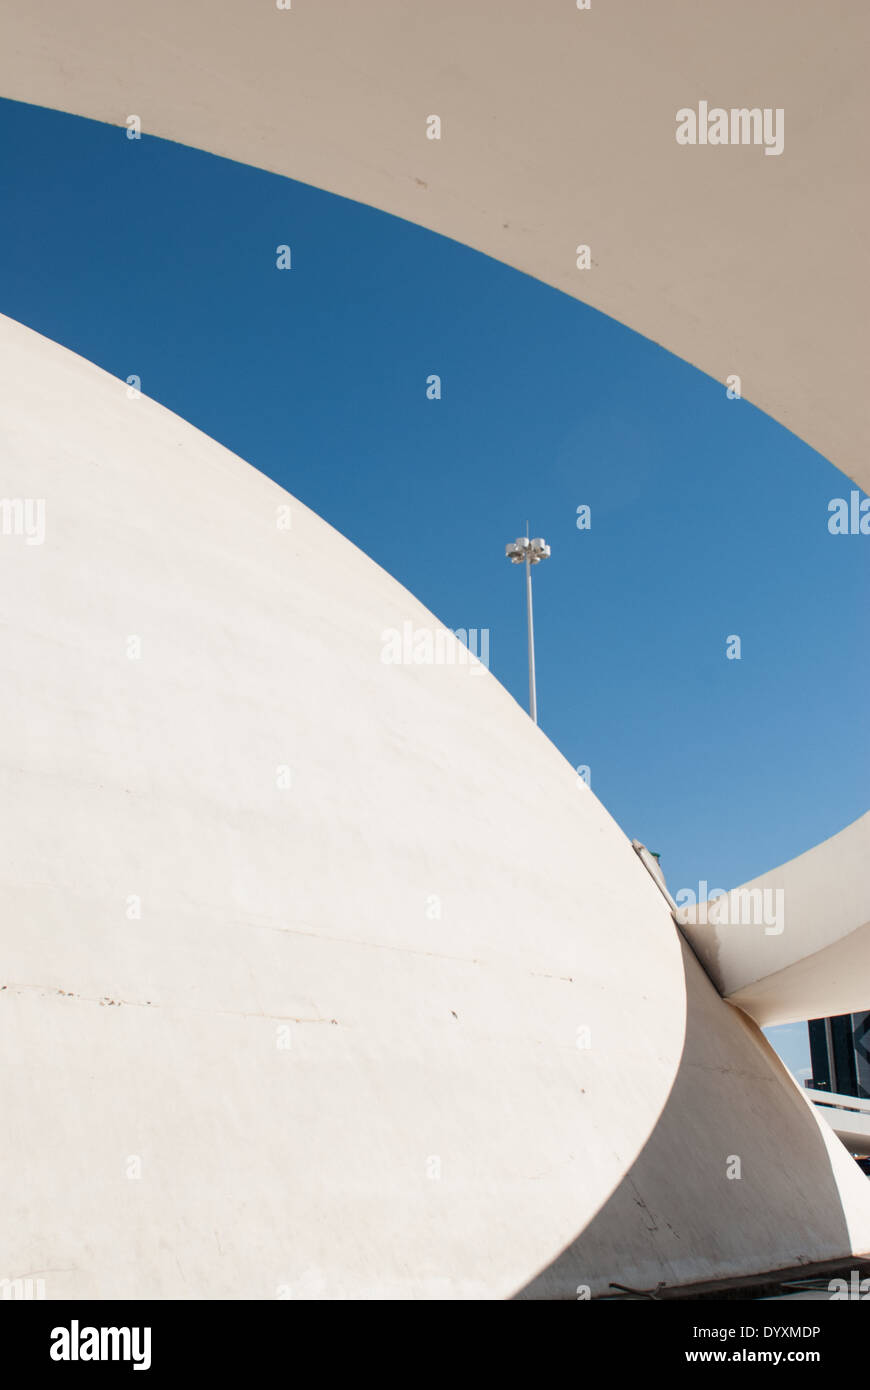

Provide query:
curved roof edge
left=678, top=813, right=870, bottom=1026
left=1, top=0, right=868, bottom=491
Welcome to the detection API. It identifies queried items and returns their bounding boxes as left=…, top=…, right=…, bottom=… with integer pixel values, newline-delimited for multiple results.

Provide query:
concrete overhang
left=0, top=0, right=867, bottom=492
left=677, top=813, right=870, bottom=1028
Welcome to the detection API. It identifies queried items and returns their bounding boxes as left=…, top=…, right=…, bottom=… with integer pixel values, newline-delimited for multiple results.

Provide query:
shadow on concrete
left=514, top=940, right=864, bottom=1299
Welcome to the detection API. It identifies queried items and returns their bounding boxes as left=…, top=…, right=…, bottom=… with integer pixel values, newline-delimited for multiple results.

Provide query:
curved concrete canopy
left=2, top=312, right=870, bottom=1297
left=678, top=813, right=870, bottom=1028
left=1, top=0, right=868, bottom=492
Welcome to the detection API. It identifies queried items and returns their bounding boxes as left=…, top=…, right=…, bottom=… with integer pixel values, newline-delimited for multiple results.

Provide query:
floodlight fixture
left=504, top=523, right=550, bottom=724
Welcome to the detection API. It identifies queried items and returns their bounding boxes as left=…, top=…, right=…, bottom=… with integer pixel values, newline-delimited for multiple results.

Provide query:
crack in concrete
left=0, top=983, right=339, bottom=1025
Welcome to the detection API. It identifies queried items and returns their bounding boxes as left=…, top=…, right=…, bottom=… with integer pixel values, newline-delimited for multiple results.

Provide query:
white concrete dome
left=1, top=315, right=868, bottom=1298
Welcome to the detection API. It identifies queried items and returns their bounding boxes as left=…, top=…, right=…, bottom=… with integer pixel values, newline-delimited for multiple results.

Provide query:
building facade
left=809, top=1013, right=870, bottom=1098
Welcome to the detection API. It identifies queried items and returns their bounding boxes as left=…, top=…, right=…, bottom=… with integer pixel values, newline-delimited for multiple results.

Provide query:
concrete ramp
left=1, top=314, right=868, bottom=1297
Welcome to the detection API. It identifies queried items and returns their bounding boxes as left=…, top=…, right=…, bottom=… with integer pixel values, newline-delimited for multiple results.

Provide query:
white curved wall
left=1, top=0, right=867, bottom=491
left=1, top=314, right=869, bottom=1298
left=520, top=943, right=870, bottom=1297
left=0, top=313, right=684, bottom=1297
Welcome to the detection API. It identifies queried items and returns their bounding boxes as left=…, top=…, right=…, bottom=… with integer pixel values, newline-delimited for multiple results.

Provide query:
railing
left=804, top=1087, right=870, bottom=1115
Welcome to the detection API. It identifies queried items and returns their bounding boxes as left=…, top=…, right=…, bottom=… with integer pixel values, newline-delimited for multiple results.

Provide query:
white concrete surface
left=678, top=814, right=870, bottom=1028
left=519, top=942, right=870, bottom=1298
left=805, top=1090, right=870, bottom=1158
left=0, top=0, right=867, bottom=492
left=1, top=313, right=869, bottom=1298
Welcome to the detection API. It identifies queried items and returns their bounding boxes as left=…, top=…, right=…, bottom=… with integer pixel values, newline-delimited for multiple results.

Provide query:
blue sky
left=2, top=97, right=867, bottom=1079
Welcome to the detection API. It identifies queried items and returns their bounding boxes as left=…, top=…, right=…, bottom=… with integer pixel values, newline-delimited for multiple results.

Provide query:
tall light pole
left=505, top=525, right=550, bottom=723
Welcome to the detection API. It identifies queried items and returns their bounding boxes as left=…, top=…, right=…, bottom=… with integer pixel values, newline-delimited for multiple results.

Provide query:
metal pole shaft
left=525, top=554, right=537, bottom=723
